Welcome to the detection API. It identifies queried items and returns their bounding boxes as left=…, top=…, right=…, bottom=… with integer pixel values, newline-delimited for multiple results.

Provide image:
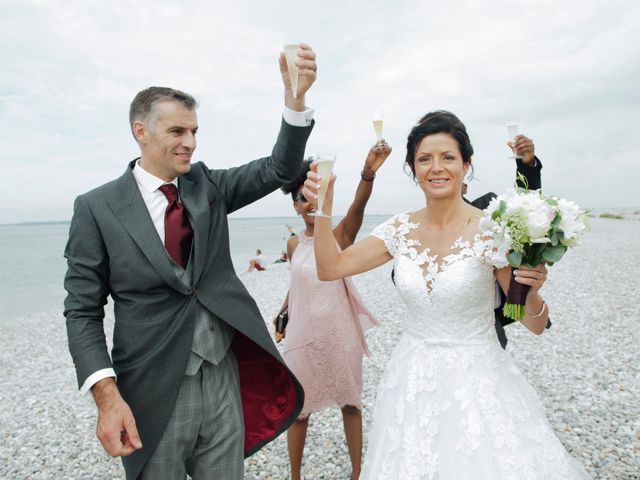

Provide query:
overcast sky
left=1, top=0, right=638, bottom=224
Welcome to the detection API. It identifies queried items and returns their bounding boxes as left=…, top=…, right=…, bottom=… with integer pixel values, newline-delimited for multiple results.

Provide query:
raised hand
left=303, top=163, right=337, bottom=217
left=363, top=140, right=392, bottom=179
left=279, top=43, right=317, bottom=111
left=508, top=134, right=536, bottom=165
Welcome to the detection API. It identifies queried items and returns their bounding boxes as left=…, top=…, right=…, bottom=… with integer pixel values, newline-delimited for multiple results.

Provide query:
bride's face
left=413, top=133, right=470, bottom=200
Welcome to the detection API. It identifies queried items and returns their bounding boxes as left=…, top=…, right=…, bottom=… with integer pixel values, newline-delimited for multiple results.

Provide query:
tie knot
left=159, top=184, right=179, bottom=203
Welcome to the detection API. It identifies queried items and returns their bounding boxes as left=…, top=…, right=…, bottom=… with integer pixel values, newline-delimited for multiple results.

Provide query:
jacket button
left=210, top=325, right=215, bottom=332
left=188, top=289, right=197, bottom=298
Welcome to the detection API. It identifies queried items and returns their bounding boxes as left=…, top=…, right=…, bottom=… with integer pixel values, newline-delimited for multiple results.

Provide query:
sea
left=0, top=215, right=389, bottom=322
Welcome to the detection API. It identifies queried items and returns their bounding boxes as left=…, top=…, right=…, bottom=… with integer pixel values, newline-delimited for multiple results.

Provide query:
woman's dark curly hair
left=405, top=110, right=474, bottom=180
left=281, top=159, right=313, bottom=201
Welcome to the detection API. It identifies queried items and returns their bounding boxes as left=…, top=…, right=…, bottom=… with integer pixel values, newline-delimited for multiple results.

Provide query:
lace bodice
left=371, top=212, right=509, bottom=343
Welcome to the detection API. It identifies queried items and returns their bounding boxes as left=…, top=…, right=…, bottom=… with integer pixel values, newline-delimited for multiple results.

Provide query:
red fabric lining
left=232, top=334, right=298, bottom=453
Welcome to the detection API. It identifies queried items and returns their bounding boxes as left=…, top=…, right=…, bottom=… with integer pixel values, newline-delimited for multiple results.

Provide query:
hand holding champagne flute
left=280, top=43, right=317, bottom=109
left=310, top=153, right=336, bottom=217
left=303, top=154, right=337, bottom=218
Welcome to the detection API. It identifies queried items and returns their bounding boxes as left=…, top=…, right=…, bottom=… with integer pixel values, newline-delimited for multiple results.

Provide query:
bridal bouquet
left=479, top=186, right=589, bottom=321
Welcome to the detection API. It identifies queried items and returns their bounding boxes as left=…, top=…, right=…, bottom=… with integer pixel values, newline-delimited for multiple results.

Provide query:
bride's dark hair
left=405, top=110, right=474, bottom=180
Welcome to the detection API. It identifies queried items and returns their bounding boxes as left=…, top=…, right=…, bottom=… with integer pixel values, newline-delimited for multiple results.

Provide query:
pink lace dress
left=283, top=232, right=378, bottom=418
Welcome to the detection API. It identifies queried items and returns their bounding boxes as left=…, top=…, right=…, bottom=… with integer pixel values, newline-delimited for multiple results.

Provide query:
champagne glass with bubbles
left=373, top=109, right=384, bottom=142
left=284, top=44, right=300, bottom=99
left=310, top=153, right=336, bottom=217
left=506, top=121, right=523, bottom=160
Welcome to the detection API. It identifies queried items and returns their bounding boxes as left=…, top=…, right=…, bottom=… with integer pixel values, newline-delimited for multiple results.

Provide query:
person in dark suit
left=64, top=44, right=317, bottom=480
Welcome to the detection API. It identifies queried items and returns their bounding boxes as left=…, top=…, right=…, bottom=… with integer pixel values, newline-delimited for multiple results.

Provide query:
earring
left=462, top=183, right=468, bottom=195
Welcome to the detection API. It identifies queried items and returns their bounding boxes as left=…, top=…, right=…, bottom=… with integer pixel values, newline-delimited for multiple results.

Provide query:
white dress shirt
left=79, top=106, right=314, bottom=395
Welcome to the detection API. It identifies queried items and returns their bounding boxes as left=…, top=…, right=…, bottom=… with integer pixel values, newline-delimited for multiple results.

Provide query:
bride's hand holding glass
left=303, top=162, right=337, bottom=217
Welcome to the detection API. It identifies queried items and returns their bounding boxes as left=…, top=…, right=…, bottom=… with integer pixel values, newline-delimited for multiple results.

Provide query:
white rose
left=557, top=198, right=588, bottom=246
left=526, top=207, right=554, bottom=240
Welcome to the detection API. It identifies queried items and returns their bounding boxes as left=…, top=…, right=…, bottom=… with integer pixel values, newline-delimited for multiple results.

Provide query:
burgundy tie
left=158, top=184, right=193, bottom=268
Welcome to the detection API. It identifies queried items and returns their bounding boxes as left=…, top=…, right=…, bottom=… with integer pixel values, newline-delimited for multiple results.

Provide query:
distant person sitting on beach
left=276, top=140, right=391, bottom=480
left=274, top=250, right=288, bottom=263
left=246, top=249, right=265, bottom=272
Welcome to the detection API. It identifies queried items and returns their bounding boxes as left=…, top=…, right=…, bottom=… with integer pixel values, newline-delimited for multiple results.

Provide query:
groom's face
left=138, top=101, right=198, bottom=181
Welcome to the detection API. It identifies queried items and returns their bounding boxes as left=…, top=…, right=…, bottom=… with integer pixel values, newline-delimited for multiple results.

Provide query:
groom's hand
left=279, top=43, right=317, bottom=112
left=92, top=378, right=142, bottom=457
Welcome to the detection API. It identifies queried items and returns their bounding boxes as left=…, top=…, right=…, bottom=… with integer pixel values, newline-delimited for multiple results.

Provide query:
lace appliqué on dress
left=371, top=212, right=509, bottom=295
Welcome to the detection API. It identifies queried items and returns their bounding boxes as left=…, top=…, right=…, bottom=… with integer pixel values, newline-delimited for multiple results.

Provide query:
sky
left=1, top=0, right=639, bottom=224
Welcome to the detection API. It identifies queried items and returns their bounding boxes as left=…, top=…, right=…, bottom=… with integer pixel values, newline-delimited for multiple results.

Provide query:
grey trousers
left=140, top=352, right=244, bottom=480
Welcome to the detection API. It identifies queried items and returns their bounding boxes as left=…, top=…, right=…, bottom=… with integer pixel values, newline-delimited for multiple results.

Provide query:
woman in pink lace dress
left=276, top=142, right=391, bottom=480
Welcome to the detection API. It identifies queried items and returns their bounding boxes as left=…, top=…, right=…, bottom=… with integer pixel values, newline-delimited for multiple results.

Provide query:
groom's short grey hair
left=129, top=86, right=198, bottom=139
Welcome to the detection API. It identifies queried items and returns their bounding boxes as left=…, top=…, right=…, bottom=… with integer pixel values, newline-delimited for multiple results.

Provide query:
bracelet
left=361, top=170, right=376, bottom=182
left=526, top=301, right=546, bottom=318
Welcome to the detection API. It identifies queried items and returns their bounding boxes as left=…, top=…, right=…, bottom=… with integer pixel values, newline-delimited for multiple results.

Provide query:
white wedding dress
left=361, top=212, right=591, bottom=480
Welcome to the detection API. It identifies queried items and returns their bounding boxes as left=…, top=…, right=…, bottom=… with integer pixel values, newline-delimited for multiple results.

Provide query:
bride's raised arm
left=303, top=166, right=391, bottom=281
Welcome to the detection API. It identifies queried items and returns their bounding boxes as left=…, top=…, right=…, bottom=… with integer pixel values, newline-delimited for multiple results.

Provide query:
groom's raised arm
left=205, top=43, right=317, bottom=213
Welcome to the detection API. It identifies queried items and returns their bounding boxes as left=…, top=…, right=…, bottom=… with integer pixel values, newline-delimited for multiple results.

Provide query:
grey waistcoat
left=171, top=253, right=235, bottom=376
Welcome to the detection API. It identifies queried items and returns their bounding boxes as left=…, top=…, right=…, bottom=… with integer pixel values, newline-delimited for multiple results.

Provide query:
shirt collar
left=132, top=159, right=178, bottom=194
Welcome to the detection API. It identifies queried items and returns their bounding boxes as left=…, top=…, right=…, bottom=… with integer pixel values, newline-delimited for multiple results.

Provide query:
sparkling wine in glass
left=284, top=44, right=300, bottom=99
left=506, top=121, right=522, bottom=159
left=311, top=153, right=336, bottom=217
left=372, top=109, right=384, bottom=142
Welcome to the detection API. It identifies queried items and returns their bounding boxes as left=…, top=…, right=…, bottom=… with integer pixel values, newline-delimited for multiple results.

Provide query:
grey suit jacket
left=64, top=119, right=313, bottom=479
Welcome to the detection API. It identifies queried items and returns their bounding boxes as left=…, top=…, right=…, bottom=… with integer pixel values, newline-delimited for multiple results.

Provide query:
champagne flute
left=284, top=44, right=300, bottom=99
left=310, top=153, right=336, bottom=218
left=373, top=109, right=384, bottom=142
left=506, top=121, right=522, bottom=159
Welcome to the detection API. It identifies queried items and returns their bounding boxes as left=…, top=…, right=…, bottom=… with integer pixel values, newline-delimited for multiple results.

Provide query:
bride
left=304, top=111, right=590, bottom=479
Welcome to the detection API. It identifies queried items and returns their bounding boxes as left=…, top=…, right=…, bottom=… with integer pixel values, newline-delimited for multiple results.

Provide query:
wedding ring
left=538, top=272, right=543, bottom=280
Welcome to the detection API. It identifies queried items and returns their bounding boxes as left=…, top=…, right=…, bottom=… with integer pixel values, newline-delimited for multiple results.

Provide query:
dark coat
left=64, top=119, right=313, bottom=479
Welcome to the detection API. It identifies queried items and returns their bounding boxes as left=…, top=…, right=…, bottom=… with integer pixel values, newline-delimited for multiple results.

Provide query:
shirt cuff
left=283, top=106, right=315, bottom=127
left=80, top=368, right=116, bottom=395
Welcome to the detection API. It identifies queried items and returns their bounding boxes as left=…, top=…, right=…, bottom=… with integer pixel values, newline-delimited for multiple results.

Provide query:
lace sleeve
left=370, top=214, right=401, bottom=257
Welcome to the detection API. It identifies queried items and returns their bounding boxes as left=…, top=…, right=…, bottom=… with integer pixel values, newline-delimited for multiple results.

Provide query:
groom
left=64, top=45, right=317, bottom=479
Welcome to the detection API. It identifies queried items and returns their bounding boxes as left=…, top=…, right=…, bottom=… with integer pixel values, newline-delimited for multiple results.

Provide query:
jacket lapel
left=108, top=162, right=189, bottom=294
left=179, top=173, right=210, bottom=286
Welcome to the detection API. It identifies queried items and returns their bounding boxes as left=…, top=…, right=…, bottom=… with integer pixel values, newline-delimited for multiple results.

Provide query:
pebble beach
left=1, top=217, right=638, bottom=479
